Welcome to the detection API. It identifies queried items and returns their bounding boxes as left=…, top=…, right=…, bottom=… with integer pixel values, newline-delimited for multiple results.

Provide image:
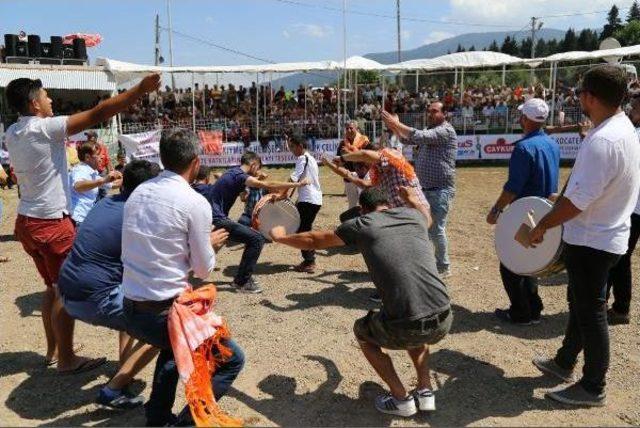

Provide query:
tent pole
left=550, top=62, right=557, bottom=126
left=256, top=72, right=260, bottom=144
left=304, top=73, right=308, bottom=129
left=459, top=68, right=465, bottom=107
left=354, top=70, right=358, bottom=114
left=415, top=70, right=419, bottom=93
left=191, top=72, right=196, bottom=132
left=502, top=64, right=506, bottom=86
left=454, top=68, right=458, bottom=86
left=338, top=69, right=342, bottom=142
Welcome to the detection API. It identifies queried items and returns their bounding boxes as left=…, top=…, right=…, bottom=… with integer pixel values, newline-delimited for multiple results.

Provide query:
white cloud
left=402, top=30, right=411, bottom=40
left=423, top=31, right=455, bottom=45
left=282, top=29, right=290, bottom=38
left=289, top=23, right=334, bottom=38
left=448, top=0, right=633, bottom=27
left=205, top=16, right=214, bottom=24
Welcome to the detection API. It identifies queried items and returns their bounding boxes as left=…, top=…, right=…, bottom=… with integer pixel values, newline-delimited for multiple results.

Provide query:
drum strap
left=289, top=153, right=310, bottom=199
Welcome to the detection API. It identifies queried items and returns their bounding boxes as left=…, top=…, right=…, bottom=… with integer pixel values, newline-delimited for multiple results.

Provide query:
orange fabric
left=369, top=148, right=417, bottom=186
left=343, top=132, right=369, bottom=152
left=198, top=130, right=224, bottom=155
left=168, top=285, right=242, bottom=427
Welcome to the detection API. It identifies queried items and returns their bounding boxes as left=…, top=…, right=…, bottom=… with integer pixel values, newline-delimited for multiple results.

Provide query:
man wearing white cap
left=486, top=98, right=560, bottom=325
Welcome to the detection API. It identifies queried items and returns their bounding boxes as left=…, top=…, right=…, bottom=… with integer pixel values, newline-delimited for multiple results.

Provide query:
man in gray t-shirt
left=271, top=187, right=451, bottom=418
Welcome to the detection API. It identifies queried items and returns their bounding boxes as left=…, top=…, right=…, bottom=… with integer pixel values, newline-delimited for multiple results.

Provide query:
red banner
left=198, top=130, right=223, bottom=155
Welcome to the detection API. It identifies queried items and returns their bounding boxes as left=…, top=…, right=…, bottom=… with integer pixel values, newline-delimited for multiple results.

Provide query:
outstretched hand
left=269, top=225, right=287, bottom=242
left=210, top=227, right=229, bottom=252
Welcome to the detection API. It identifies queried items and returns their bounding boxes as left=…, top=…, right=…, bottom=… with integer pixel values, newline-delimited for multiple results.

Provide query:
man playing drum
left=270, top=187, right=452, bottom=417
left=486, top=98, right=560, bottom=325
left=529, top=65, right=640, bottom=406
left=193, top=152, right=308, bottom=294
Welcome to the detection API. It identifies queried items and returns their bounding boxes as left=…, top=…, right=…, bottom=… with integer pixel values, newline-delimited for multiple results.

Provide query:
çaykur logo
left=484, top=137, right=515, bottom=154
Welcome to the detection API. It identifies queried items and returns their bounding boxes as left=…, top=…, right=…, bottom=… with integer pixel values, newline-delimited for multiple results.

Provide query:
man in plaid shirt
left=382, top=105, right=457, bottom=278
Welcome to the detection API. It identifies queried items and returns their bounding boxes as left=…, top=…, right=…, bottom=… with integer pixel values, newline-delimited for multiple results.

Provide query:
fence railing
left=119, top=106, right=586, bottom=141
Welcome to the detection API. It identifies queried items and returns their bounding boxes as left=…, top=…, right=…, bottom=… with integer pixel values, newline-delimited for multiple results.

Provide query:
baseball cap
left=517, top=98, right=549, bottom=123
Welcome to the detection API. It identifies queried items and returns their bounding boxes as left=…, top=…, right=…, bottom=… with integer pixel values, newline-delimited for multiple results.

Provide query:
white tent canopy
left=96, top=43, right=640, bottom=84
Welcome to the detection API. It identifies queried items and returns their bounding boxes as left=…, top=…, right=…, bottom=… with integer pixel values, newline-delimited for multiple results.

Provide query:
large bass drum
left=495, top=196, right=564, bottom=277
left=251, top=195, right=301, bottom=241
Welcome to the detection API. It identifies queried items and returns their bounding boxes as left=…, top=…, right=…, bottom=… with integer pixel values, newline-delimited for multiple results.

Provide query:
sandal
left=58, top=357, right=107, bottom=375
left=45, top=343, right=85, bottom=366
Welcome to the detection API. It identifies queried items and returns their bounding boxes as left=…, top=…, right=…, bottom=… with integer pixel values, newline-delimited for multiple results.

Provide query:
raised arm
left=66, top=74, right=161, bottom=136
left=245, top=176, right=309, bottom=191
left=341, top=149, right=381, bottom=165
left=399, top=186, right=433, bottom=228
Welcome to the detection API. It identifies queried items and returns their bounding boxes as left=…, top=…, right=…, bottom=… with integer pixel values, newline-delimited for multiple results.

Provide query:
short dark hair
left=159, top=129, right=200, bottom=173
left=580, top=64, right=628, bottom=108
left=359, top=188, right=390, bottom=211
left=195, top=165, right=210, bottom=181
left=288, top=133, right=308, bottom=149
left=122, top=160, right=161, bottom=196
left=77, top=141, right=97, bottom=162
left=6, top=78, right=43, bottom=115
left=240, top=151, right=261, bottom=166
left=364, top=142, right=381, bottom=151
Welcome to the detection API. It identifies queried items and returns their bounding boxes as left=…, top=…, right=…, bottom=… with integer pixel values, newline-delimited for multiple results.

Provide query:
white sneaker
left=374, top=392, right=417, bottom=417
left=413, top=388, right=436, bottom=411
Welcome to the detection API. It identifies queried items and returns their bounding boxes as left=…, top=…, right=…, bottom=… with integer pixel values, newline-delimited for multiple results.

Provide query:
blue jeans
left=123, top=299, right=245, bottom=426
left=213, top=218, right=266, bottom=285
left=423, top=188, right=454, bottom=272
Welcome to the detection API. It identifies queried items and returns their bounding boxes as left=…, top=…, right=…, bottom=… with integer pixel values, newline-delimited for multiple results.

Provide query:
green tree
left=561, top=28, right=578, bottom=51
left=628, top=1, right=640, bottom=22
left=356, top=70, right=381, bottom=84
left=469, top=45, right=476, bottom=51
left=577, top=29, right=599, bottom=50
left=488, top=39, right=500, bottom=52
left=546, top=39, right=559, bottom=54
left=519, top=37, right=532, bottom=57
left=614, top=20, right=640, bottom=45
left=601, top=5, right=623, bottom=40
left=456, top=44, right=466, bottom=52
left=535, top=38, right=547, bottom=57
left=500, top=36, right=519, bottom=56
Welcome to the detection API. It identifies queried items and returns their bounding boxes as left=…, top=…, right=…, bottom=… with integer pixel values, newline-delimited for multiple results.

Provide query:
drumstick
left=527, top=210, right=536, bottom=228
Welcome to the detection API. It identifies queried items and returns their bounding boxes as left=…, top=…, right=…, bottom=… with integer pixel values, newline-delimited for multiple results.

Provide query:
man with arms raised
left=271, top=187, right=452, bottom=417
left=5, top=73, right=160, bottom=373
left=529, top=65, right=640, bottom=406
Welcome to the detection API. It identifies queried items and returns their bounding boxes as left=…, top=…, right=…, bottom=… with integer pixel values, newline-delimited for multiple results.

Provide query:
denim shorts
left=62, top=285, right=127, bottom=332
left=354, top=308, right=452, bottom=350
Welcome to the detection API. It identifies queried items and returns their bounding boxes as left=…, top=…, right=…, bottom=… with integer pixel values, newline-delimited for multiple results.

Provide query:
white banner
left=119, top=130, right=162, bottom=159
left=120, top=133, right=581, bottom=167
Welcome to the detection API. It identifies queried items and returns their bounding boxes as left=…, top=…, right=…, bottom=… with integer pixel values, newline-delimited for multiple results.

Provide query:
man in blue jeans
left=121, top=130, right=242, bottom=425
left=382, top=105, right=457, bottom=278
left=194, top=151, right=308, bottom=294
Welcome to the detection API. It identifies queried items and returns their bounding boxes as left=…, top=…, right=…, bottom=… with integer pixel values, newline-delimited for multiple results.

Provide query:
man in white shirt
left=5, top=73, right=160, bottom=374
left=121, top=130, right=242, bottom=426
left=606, top=94, right=640, bottom=325
left=529, top=65, right=640, bottom=407
left=286, top=134, right=323, bottom=273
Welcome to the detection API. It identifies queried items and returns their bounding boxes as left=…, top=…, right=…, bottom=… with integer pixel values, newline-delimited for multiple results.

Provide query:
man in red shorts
left=5, top=73, right=160, bottom=374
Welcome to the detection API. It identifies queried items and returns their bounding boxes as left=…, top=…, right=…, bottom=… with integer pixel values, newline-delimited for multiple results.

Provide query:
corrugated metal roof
left=0, top=64, right=116, bottom=91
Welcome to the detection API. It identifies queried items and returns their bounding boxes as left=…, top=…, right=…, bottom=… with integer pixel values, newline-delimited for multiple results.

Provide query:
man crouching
left=270, top=186, right=451, bottom=417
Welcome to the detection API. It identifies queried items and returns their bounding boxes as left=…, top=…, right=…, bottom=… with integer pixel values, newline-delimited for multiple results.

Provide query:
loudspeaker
left=16, top=41, right=28, bottom=57
left=73, top=38, right=87, bottom=60
left=40, top=42, right=51, bottom=57
left=62, top=58, right=86, bottom=66
left=27, top=34, right=41, bottom=57
left=50, top=36, right=63, bottom=58
left=4, top=34, right=18, bottom=56
left=62, top=44, right=75, bottom=58
left=5, top=57, right=31, bottom=64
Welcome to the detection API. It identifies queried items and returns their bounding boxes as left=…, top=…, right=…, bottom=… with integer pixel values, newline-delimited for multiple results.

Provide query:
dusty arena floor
left=1, top=165, right=639, bottom=427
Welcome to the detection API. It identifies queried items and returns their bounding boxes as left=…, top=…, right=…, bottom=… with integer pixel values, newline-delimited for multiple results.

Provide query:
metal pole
left=342, top=0, right=347, bottom=123
left=304, top=74, right=308, bottom=126
left=396, top=0, right=402, bottom=63
left=354, top=70, right=358, bottom=114
left=454, top=68, right=458, bottom=86
left=166, top=0, right=175, bottom=89
left=256, top=72, right=260, bottom=144
left=460, top=68, right=465, bottom=106
left=191, top=72, right=196, bottom=132
left=502, top=64, right=506, bottom=86
left=154, top=14, right=161, bottom=65
left=550, top=62, right=557, bottom=125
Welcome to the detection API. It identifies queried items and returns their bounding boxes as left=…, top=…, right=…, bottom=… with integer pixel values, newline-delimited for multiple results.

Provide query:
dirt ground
left=1, top=165, right=639, bottom=427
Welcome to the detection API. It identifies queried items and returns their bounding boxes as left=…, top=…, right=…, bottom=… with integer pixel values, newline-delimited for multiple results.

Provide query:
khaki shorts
left=354, top=308, right=452, bottom=350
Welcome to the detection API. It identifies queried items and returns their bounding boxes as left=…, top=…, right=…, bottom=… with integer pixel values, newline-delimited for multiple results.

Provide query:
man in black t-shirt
left=270, top=187, right=451, bottom=418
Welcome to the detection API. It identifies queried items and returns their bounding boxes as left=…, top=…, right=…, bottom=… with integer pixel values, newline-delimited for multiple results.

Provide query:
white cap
left=517, top=98, right=549, bottom=123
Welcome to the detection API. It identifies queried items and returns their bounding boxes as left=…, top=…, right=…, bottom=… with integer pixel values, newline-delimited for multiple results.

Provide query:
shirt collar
left=523, top=128, right=545, bottom=139
left=160, top=169, right=190, bottom=185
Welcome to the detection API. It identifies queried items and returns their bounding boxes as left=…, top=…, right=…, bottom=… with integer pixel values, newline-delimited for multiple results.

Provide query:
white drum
left=251, top=196, right=301, bottom=241
left=495, top=196, right=564, bottom=277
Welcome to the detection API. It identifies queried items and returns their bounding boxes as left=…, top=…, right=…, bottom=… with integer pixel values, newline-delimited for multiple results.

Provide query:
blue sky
left=0, top=0, right=634, bottom=67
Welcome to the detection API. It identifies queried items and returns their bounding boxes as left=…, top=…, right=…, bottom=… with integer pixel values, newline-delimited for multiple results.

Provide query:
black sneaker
left=607, top=308, right=630, bottom=325
left=369, top=292, right=382, bottom=303
left=532, top=356, right=575, bottom=383
left=545, top=382, right=606, bottom=407
left=494, top=308, right=533, bottom=326
left=238, top=278, right=263, bottom=294
left=96, top=386, right=144, bottom=410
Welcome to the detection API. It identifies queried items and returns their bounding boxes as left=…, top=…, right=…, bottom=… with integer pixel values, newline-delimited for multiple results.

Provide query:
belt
left=124, top=297, right=174, bottom=314
left=390, top=308, right=450, bottom=331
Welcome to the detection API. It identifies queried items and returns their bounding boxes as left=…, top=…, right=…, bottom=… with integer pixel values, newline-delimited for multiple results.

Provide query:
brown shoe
left=294, top=262, right=316, bottom=273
